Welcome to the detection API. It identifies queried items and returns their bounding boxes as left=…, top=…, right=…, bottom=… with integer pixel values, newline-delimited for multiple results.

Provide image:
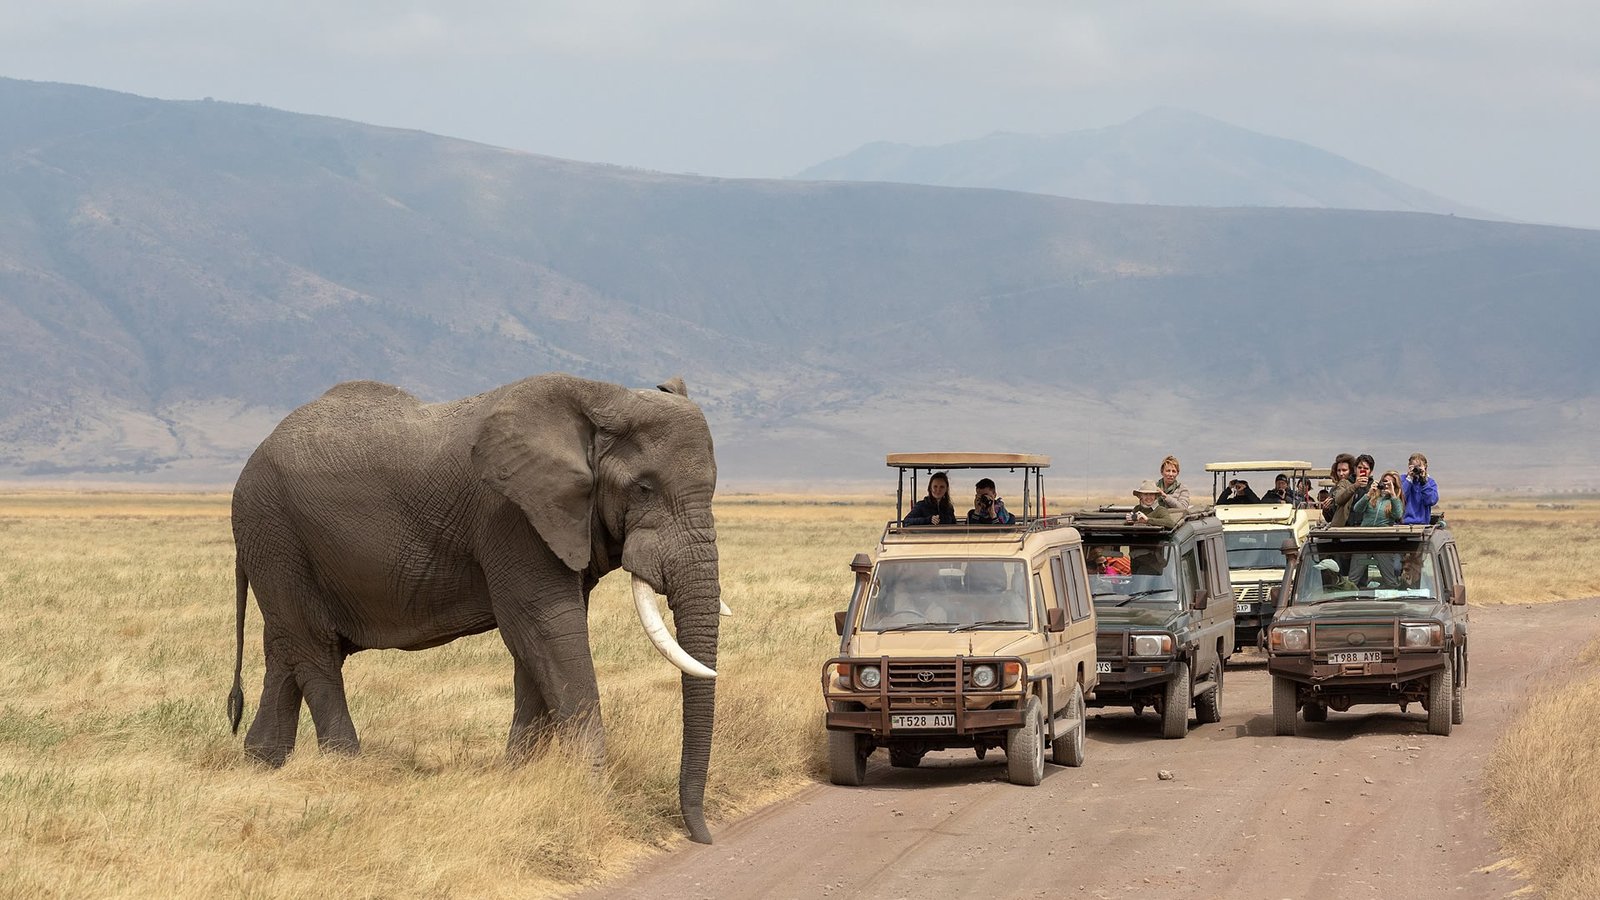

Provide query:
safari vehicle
left=1267, top=522, right=1468, bottom=736
left=823, top=453, right=1098, bottom=787
left=1075, top=507, right=1234, bottom=738
left=1205, top=460, right=1324, bottom=651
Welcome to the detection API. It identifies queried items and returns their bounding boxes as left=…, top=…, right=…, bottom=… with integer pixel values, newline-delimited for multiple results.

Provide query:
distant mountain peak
left=796, top=109, right=1499, bottom=219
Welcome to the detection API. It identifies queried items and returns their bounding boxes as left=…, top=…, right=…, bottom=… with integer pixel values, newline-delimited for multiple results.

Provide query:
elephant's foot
left=316, top=734, right=361, bottom=756
left=243, top=741, right=291, bottom=768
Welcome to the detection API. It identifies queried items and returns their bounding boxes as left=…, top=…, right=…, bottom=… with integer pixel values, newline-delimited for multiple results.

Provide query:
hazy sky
left=5, top=1, right=1598, bottom=228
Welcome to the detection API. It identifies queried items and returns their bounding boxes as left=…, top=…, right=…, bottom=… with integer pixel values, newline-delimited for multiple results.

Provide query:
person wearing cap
left=1315, top=558, right=1358, bottom=593
left=1128, top=480, right=1181, bottom=527
left=1155, top=455, right=1192, bottom=509
left=1261, top=474, right=1294, bottom=504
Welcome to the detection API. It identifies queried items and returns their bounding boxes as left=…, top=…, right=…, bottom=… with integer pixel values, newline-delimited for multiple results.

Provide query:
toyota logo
left=1347, top=632, right=1366, bottom=646
left=917, top=671, right=935, bottom=683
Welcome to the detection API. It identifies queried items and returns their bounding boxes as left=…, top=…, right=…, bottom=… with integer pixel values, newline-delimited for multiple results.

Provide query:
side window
left=1209, top=536, right=1230, bottom=597
left=1049, top=556, right=1069, bottom=617
left=1033, top=572, right=1047, bottom=626
left=1180, top=546, right=1202, bottom=609
left=1062, top=549, right=1091, bottom=621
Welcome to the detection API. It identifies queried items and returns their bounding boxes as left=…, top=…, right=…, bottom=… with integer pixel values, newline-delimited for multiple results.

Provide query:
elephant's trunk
left=662, top=562, right=721, bottom=845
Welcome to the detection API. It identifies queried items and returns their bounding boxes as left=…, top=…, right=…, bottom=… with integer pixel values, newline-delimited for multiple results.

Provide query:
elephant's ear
left=471, top=375, right=627, bottom=572
left=657, top=376, right=689, bottom=398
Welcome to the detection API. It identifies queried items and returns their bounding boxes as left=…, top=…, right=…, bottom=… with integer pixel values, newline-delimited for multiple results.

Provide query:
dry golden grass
left=0, top=491, right=1594, bottom=898
left=1484, top=639, right=1600, bottom=900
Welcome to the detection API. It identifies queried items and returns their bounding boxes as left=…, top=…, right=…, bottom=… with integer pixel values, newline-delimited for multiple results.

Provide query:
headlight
left=1402, top=623, right=1443, bottom=647
left=1131, top=634, right=1174, bottom=657
left=970, top=664, right=997, bottom=688
left=1270, top=626, right=1309, bottom=652
left=857, top=665, right=881, bottom=689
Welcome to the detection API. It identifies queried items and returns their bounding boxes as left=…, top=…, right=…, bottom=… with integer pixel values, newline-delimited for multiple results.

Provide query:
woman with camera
left=1351, top=470, right=1405, bottom=527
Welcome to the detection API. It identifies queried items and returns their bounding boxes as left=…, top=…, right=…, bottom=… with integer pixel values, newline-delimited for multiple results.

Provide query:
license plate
left=1236, top=602, right=1252, bottom=614
left=1095, top=662, right=1112, bottom=674
left=890, top=713, right=954, bottom=729
left=1328, top=650, right=1381, bottom=664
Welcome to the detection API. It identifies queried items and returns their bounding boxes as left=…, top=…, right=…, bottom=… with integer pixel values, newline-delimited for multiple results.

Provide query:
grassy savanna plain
left=0, top=492, right=1595, bottom=898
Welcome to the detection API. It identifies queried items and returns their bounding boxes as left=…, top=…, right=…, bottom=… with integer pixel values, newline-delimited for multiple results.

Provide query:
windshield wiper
left=877, top=621, right=956, bottom=632
left=949, top=619, right=1028, bottom=632
left=1304, top=593, right=1378, bottom=605
left=1115, top=590, right=1174, bottom=607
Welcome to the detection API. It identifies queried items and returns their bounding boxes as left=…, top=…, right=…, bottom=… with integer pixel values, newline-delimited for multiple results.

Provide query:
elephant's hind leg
left=299, top=643, right=361, bottom=756
left=244, top=646, right=304, bottom=767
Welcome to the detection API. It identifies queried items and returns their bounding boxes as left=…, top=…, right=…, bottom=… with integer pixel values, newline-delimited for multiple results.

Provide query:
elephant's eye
left=635, top=479, right=656, bottom=496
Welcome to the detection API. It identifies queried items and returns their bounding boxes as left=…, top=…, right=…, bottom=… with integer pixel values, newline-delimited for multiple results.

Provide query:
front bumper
left=821, top=656, right=1029, bottom=737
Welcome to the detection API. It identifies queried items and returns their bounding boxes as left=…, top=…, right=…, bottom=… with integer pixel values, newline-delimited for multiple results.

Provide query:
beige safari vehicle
left=823, top=453, right=1098, bottom=787
left=1205, top=460, right=1325, bottom=651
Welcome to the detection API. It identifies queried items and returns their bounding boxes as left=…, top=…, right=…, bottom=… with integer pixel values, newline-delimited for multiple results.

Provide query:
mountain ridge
left=2, top=78, right=1594, bottom=488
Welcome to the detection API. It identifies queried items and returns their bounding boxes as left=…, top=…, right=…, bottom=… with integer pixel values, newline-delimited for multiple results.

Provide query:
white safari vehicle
left=822, top=453, right=1098, bottom=786
left=1205, top=460, right=1324, bottom=651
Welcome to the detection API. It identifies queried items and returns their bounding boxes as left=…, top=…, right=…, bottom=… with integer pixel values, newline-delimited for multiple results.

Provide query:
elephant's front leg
left=489, top=568, right=605, bottom=771
left=507, top=656, right=555, bottom=761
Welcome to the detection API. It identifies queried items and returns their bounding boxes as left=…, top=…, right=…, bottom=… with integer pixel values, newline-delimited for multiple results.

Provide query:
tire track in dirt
left=585, top=598, right=1600, bottom=900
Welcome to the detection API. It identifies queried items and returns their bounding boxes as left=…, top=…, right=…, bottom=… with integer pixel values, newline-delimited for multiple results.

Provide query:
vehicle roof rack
left=1066, top=505, right=1215, bottom=531
left=880, top=514, right=1077, bottom=546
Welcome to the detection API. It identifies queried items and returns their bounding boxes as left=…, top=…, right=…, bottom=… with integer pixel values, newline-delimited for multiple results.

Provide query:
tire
left=1007, top=695, right=1046, bottom=786
left=1303, top=702, right=1327, bottom=723
left=1272, top=675, right=1298, bottom=737
left=1051, top=684, right=1087, bottom=767
left=1195, top=662, right=1223, bottom=725
left=1428, top=657, right=1454, bottom=736
left=828, top=731, right=867, bottom=786
left=889, top=746, right=924, bottom=768
left=1160, top=661, right=1191, bottom=739
left=1452, top=651, right=1465, bottom=725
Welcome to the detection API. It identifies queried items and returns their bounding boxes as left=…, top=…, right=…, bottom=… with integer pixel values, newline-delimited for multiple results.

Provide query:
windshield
left=861, top=559, right=1031, bottom=631
left=1085, top=542, right=1179, bottom=607
left=1293, top=544, right=1436, bottom=604
left=1225, top=528, right=1294, bottom=571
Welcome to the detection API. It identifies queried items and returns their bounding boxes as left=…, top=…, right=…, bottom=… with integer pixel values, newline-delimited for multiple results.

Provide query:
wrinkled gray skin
left=227, top=373, right=722, bottom=843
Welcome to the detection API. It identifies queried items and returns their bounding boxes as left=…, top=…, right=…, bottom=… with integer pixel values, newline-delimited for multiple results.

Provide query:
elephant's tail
left=228, top=560, right=247, bottom=734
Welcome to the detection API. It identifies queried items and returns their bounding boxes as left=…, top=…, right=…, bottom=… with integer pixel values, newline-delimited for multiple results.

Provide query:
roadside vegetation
left=0, top=492, right=1593, bottom=897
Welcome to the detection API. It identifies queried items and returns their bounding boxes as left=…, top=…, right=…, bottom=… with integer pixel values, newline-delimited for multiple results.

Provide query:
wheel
left=1303, top=702, right=1327, bottom=723
left=1006, top=695, right=1046, bottom=786
left=1428, top=657, right=1453, bottom=736
left=1272, top=675, right=1298, bottom=737
left=889, top=746, right=924, bottom=768
left=1160, top=661, right=1191, bottom=739
left=1451, top=651, right=1465, bottom=725
left=1051, top=684, right=1087, bottom=767
left=828, top=731, right=867, bottom=785
left=1195, top=663, right=1223, bottom=725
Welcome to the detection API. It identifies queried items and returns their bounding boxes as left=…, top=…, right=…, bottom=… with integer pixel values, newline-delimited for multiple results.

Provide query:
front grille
left=1096, top=633, right=1124, bottom=658
left=1234, top=582, right=1269, bottom=603
left=887, top=661, right=960, bottom=690
left=1313, top=622, right=1395, bottom=651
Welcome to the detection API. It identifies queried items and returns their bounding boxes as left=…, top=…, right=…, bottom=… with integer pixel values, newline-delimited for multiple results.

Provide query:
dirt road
left=590, top=599, right=1600, bottom=900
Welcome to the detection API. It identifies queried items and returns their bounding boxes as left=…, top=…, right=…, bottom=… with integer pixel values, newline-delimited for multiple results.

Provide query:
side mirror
left=1046, top=607, right=1067, bottom=632
left=834, top=610, right=847, bottom=635
left=1269, top=584, right=1282, bottom=607
left=1450, top=584, right=1467, bottom=606
left=1191, top=588, right=1209, bottom=611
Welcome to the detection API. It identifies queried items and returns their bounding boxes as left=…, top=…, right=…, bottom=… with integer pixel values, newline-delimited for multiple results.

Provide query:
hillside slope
left=2, top=79, right=1594, bottom=486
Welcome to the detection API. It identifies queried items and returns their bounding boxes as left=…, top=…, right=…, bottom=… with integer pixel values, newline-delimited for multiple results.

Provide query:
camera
left=1410, top=465, right=1425, bottom=479
left=976, top=494, right=994, bottom=508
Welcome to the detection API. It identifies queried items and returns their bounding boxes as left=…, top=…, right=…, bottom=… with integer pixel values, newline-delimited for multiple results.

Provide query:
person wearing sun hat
left=1127, top=480, right=1181, bottom=527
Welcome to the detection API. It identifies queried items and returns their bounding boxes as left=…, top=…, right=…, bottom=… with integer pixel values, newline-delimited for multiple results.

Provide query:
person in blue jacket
left=1402, top=452, right=1440, bottom=524
left=904, top=471, right=957, bottom=525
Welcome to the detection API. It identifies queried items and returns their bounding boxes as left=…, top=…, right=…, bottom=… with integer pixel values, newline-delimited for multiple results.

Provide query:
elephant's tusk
left=720, top=601, right=734, bottom=617
left=632, top=575, right=717, bottom=679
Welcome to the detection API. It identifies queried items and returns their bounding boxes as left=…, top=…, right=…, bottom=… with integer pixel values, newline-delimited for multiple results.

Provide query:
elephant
left=226, top=373, right=724, bottom=843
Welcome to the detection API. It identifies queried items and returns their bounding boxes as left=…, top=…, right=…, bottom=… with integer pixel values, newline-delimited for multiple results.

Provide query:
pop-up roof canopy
left=887, top=452, right=1050, bottom=469
left=1203, top=460, right=1314, bottom=473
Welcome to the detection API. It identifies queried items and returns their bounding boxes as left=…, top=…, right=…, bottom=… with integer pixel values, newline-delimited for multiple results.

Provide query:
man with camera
left=1217, top=478, right=1260, bottom=505
left=967, top=478, right=1016, bottom=525
left=1401, top=452, right=1440, bottom=524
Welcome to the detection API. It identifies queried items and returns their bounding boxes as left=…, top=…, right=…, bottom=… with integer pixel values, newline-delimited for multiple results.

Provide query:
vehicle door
left=1031, top=563, right=1065, bottom=715
left=1203, top=532, right=1236, bottom=660
left=1050, top=546, right=1098, bottom=704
